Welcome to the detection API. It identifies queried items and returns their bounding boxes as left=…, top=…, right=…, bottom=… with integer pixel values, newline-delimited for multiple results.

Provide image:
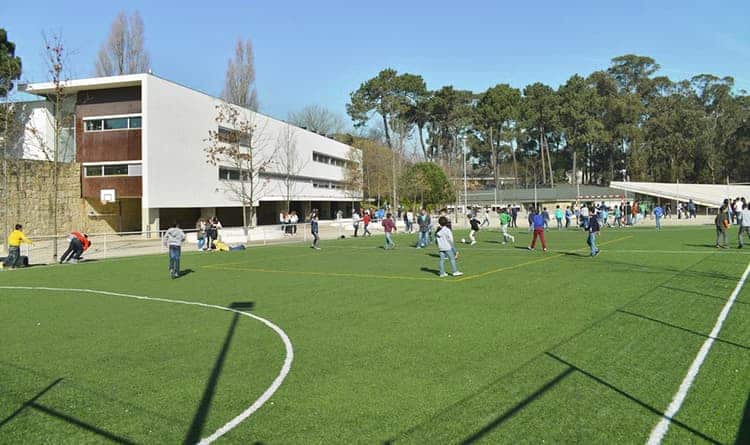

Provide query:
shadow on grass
left=684, top=243, right=721, bottom=248
left=183, top=301, right=253, bottom=444
left=659, top=285, right=750, bottom=306
left=546, top=353, right=722, bottom=445
left=458, top=368, right=575, bottom=444
left=737, top=393, right=750, bottom=445
left=176, top=269, right=195, bottom=278
left=420, top=266, right=441, bottom=276
left=0, top=378, right=136, bottom=444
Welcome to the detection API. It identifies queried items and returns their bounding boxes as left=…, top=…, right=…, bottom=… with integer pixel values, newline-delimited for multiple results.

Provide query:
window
left=103, top=117, right=128, bottom=130
left=103, top=165, right=129, bottom=176
left=83, top=115, right=142, bottom=132
left=84, top=163, right=141, bottom=177
left=218, top=127, right=250, bottom=146
left=313, top=151, right=348, bottom=168
left=219, top=167, right=249, bottom=181
left=85, top=165, right=103, bottom=176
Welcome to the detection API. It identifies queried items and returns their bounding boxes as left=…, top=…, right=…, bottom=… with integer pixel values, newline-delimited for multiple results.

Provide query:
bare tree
left=205, top=103, right=275, bottom=233
left=343, top=146, right=363, bottom=209
left=221, top=38, right=258, bottom=111
left=288, top=105, right=345, bottom=135
left=95, top=11, right=150, bottom=76
left=275, top=124, right=307, bottom=211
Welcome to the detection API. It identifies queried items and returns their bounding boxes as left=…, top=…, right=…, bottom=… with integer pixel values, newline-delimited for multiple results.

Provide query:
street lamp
left=462, top=135, right=468, bottom=215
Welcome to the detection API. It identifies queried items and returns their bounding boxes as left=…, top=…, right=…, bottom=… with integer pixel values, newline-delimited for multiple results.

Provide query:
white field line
left=0, top=286, right=293, bottom=445
left=645, top=260, right=750, bottom=444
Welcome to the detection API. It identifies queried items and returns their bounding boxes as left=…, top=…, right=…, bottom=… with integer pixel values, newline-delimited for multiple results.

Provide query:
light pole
left=462, top=135, right=468, bottom=215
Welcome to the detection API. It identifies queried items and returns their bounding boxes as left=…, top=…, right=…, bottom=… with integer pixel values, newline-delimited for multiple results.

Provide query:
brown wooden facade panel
left=75, top=86, right=142, bottom=163
left=82, top=176, right=142, bottom=199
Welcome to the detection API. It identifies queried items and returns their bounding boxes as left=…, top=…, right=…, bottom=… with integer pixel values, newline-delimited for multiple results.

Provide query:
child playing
left=498, top=208, right=515, bottom=244
left=435, top=216, right=463, bottom=277
left=382, top=212, right=397, bottom=249
left=468, top=213, right=481, bottom=245
left=587, top=208, right=601, bottom=257
left=527, top=208, right=548, bottom=251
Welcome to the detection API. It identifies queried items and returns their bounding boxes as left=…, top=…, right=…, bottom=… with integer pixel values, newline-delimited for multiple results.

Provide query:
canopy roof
left=609, top=181, right=750, bottom=208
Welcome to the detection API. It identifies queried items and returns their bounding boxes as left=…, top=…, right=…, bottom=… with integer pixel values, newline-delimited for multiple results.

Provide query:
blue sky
left=3, top=0, right=749, bottom=125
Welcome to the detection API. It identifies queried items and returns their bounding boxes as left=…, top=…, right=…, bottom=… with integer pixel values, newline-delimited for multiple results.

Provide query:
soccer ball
left=461, top=238, right=466, bottom=243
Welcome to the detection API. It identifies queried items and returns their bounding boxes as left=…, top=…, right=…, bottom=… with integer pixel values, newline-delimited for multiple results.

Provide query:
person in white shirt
left=352, top=210, right=361, bottom=237
left=435, top=216, right=463, bottom=277
left=163, top=221, right=186, bottom=279
left=738, top=202, right=750, bottom=248
left=580, top=205, right=590, bottom=230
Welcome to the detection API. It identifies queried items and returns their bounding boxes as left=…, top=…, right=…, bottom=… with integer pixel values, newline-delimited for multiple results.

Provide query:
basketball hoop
left=100, top=189, right=116, bottom=205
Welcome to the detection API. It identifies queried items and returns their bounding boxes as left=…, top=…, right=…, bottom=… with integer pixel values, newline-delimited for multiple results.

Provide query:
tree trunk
left=382, top=114, right=392, bottom=150
left=418, top=123, right=428, bottom=160
left=511, top=138, right=519, bottom=187
left=544, top=132, right=554, bottom=187
left=572, top=149, right=577, bottom=185
left=539, top=128, right=547, bottom=185
left=489, top=127, right=498, bottom=190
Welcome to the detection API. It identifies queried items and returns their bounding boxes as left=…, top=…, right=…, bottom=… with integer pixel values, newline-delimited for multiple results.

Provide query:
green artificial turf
left=1, top=225, right=749, bottom=444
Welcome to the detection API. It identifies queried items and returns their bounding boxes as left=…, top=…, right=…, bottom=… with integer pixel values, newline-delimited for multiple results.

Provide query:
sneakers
left=543, top=248, right=548, bottom=252
left=470, top=241, right=477, bottom=246
left=452, top=271, right=464, bottom=277
left=439, top=273, right=448, bottom=277
left=527, top=246, right=533, bottom=251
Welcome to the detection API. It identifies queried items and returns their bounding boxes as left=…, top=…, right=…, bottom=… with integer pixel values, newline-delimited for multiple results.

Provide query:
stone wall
left=0, top=159, right=136, bottom=239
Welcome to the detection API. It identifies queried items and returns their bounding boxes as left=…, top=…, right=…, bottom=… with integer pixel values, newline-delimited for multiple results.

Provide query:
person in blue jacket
left=653, top=204, right=664, bottom=231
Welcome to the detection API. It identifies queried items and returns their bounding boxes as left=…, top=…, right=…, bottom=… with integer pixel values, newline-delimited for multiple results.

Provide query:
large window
left=84, top=163, right=142, bottom=177
left=219, top=167, right=249, bottom=181
left=218, top=127, right=250, bottom=146
left=313, top=151, right=348, bottom=167
left=84, top=115, right=142, bottom=132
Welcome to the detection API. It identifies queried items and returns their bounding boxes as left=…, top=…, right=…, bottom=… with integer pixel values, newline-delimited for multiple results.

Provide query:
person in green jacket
left=498, top=208, right=515, bottom=244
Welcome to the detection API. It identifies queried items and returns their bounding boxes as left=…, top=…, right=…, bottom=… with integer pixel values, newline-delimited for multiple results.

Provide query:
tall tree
left=222, top=38, right=259, bottom=111
left=1, top=28, right=22, bottom=249
left=95, top=11, right=150, bottom=76
left=275, top=124, right=307, bottom=211
left=473, top=84, right=521, bottom=186
left=288, top=105, right=345, bottom=135
left=521, top=83, right=559, bottom=185
left=346, top=68, right=426, bottom=150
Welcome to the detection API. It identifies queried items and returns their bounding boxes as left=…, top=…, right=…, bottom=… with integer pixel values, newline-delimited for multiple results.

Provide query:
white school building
left=20, top=73, right=361, bottom=232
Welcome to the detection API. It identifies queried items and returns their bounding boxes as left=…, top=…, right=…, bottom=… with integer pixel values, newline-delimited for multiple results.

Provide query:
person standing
left=510, top=206, right=518, bottom=228
left=352, top=210, right=361, bottom=237
left=468, top=213, right=481, bottom=245
left=382, top=212, right=397, bottom=249
left=310, top=209, right=321, bottom=250
left=614, top=205, right=622, bottom=228
left=499, top=208, right=515, bottom=244
left=738, top=202, right=750, bottom=248
left=416, top=208, right=431, bottom=248
left=587, top=208, right=601, bottom=257
left=2, top=224, right=33, bottom=269
left=527, top=207, right=535, bottom=233
left=542, top=207, right=550, bottom=231
left=555, top=205, right=564, bottom=230
left=580, top=204, right=590, bottom=230
left=565, top=206, right=572, bottom=229
left=715, top=204, right=730, bottom=249
left=435, top=216, right=463, bottom=277
left=363, top=211, right=372, bottom=237
left=653, top=204, right=664, bottom=231
left=196, top=219, right=207, bottom=250
left=527, top=208, right=548, bottom=252
left=163, top=222, right=186, bottom=279
left=481, top=208, right=491, bottom=228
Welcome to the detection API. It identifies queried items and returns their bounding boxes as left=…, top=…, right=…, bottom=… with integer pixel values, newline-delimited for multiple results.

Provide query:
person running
left=416, top=209, right=431, bottom=248
left=587, top=208, right=601, bottom=257
left=363, top=211, right=372, bottom=237
left=382, top=212, right=397, bottom=249
left=527, top=208, right=547, bottom=252
left=310, top=209, right=321, bottom=250
left=2, top=224, right=33, bottom=269
left=738, top=202, right=750, bottom=248
left=435, top=216, right=463, bottom=277
left=468, top=213, right=481, bottom=245
left=163, top=221, right=186, bottom=279
left=715, top=203, right=730, bottom=249
left=60, top=231, right=91, bottom=263
left=555, top=205, right=564, bottom=230
left=481, top=208, right=491, bottom=228
left=653, top=204, right=664, bottom=231
left=499, top=207, right=515, bottom=244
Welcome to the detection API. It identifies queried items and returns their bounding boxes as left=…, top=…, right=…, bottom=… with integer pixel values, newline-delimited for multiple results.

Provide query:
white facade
left=7, top=100, right=75, bottom=162
left=143, top=75, right=358, bottom=209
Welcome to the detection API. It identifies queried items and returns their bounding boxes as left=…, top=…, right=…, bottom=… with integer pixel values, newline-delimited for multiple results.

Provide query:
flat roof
left=609, top=181, right=750, bottom=208
left=22, top=74, right=145, bottom=95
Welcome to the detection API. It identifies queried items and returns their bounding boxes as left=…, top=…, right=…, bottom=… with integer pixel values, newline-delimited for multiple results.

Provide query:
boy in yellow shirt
left=3, top=224, right=33, bottom=269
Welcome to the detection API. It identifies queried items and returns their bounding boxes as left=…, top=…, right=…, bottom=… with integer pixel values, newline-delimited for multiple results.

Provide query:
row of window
left=217, top=127, right=251, bottom=146
left=219, top=167, right=345, bottom=189
left=312, top=151, right=348, bottom=167
left=84, top=164, right=142, bottom=177
left=84, top=115, right=142, bottom=132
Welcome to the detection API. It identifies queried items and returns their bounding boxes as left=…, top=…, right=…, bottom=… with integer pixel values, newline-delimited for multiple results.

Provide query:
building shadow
left=736, top=392, right=750, bottom=445
left=183, top=301, right=253, bottom=444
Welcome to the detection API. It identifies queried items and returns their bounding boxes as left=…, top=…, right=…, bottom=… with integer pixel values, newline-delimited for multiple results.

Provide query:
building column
left=142, top=207, right=159, bottom=238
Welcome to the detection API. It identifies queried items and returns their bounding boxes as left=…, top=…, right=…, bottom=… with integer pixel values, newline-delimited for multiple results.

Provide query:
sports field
left=1, top=225, right=749, bottom=444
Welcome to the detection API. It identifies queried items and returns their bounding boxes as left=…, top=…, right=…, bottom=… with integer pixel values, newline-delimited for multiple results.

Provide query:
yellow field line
left=454, top=235, right=634, bottom=283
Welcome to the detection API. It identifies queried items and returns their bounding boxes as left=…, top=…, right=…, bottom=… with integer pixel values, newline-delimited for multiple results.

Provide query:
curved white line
left=0, top=286, right=293, bottom=444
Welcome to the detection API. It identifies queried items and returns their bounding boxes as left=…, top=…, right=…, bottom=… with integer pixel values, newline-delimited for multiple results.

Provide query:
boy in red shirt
left=382, top=213, right=397, bottom=249
left=363, top=211, right=372, bottom=236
